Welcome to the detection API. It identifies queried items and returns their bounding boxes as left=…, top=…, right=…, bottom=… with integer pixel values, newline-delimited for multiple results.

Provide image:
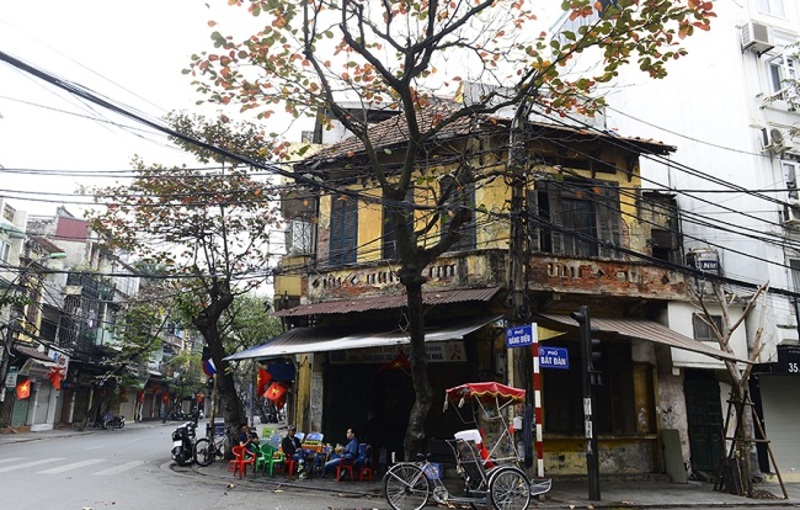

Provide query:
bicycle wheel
left=488, top=466, right=531, bottom=510
left=194, top=438, right=214, bottom=467
left=383, top=464, right=430, bottom=510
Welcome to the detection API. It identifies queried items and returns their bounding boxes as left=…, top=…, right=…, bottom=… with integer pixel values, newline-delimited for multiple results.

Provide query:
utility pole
left=571, top=305, right=601, bottom=501
left=508, top=97, right=533, bottom=391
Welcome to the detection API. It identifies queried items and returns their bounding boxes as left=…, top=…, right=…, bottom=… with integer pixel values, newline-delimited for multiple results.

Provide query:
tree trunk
left=192, top=281, right=244, bottom=448
left=725, top=361, right=754, bottom=496
left=401, top=276, right=433, bottom=460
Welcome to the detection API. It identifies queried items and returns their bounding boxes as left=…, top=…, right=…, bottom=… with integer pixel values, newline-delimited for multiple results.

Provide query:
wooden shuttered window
left=440, top=176, right=477, bottom=252
left=382, top=190, right=415, bottom=261
left=329, top=194, right=358, bottom=266
left=527, top=178, right=623, bottom=259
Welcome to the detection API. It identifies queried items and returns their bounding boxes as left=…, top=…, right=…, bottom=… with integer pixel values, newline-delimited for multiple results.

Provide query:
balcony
left=306, top=249, right=690, bottom=303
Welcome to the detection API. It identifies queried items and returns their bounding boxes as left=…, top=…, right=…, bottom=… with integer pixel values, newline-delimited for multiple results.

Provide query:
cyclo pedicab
left=383, top=382, right=552, bottom=510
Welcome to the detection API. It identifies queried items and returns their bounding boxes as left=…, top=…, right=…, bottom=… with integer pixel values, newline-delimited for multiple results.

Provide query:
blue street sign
left=539, top=346, right=569, bottom=370
left=505, top=324, right=536, bottom=348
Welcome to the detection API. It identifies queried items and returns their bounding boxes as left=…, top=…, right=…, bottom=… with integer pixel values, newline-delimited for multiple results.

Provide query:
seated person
left=322, top=427, right=359, bottom=478
left=281, top=425, right=306, bottom=478
left=237, top=424, right=259, bottom=459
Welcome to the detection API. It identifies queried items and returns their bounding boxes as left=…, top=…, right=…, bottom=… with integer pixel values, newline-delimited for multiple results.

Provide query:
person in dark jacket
left=281, top=426, right=306, bottom=478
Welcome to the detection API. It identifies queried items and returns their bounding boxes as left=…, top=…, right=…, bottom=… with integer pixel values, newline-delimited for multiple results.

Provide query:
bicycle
left=383, top=382, right=552, bottom=510
left=384, top=440, right=541, bottom=510
left=194, top=422, right=229, bottom=467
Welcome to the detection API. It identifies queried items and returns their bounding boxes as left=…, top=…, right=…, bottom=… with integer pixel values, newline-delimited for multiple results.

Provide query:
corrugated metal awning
left=536, top=314, right=749, bottom=364
left=13, top=345, right=54, bottom=363
left=225, top=314, right=502, bottom=361
left=273, top=287, right=502, bottom=317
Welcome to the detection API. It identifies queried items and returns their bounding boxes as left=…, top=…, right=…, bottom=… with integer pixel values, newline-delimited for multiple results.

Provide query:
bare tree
left=190, top=0, right=716, bottom=458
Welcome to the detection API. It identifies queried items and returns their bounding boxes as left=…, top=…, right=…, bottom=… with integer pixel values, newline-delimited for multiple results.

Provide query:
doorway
left=684, top=369, right=723, bottom=475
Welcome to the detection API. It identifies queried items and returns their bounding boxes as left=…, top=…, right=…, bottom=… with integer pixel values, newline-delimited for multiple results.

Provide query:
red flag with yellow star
left=378, top=351, right=411, bottom=372
left=16, top=379, right=31, bottom=400
left=264, top=382, right=287, bottom=402
left=257, top=367, right=272, bottom=396
left=48, top=367, right=64, bottom=391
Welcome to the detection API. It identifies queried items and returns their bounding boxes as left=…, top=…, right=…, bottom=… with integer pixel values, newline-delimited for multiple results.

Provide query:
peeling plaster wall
left=544, top=437, right=657, bottom=475
left=655, top=344, right=691, bottom=471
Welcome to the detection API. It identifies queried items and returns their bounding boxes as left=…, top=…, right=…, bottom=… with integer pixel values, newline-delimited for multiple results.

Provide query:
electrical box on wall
left=495, top=350, right=507, bottom=375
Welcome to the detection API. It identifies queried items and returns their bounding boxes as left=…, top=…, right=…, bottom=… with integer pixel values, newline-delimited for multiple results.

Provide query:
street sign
left=5, top=366, right=18, bottom=388
left=539, top=346, right=569, bottom=369
left=505, top=323, right=536, bottom=348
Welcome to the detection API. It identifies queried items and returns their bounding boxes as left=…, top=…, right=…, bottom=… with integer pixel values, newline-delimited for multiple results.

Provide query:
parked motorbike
left=94, top=412, right=125, bottom=430
left=107, top=414, right=125, bottom=430
left=171, top=421, right=197, bottom=466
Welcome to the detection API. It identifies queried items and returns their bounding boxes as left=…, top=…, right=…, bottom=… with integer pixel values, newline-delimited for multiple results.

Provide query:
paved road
left=0, top=421, right=390, bottom=510
left=3, top=420, right=800, bottom=509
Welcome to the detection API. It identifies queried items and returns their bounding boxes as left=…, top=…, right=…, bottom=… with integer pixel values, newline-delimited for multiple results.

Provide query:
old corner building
left=231, top=106, right=753, bottom=481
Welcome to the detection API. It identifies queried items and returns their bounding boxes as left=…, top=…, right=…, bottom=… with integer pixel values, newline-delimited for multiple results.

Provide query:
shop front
left=226, top=314, right=503, bottom=460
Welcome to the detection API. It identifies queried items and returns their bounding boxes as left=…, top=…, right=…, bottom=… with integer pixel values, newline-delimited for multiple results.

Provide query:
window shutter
left=595, top=182, right=622, bottom=259
left=343, top=200, right=358, bottom=264
left=526, top=189, right=541, bottom=253
left=329, top=195, right=358, bottom=266
left=547, top=181, right=565, bottom=255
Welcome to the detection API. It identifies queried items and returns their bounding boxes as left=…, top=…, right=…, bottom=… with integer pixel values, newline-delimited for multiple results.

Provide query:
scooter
left=171, top=421, right=197, bottom=466
left=108, top=414, right=125, bottom=430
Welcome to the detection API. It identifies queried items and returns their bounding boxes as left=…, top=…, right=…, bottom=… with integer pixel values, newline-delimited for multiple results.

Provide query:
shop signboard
left=5, top=366, right=18, bottom=388
left=776, top=344, right=800, bottom=375
left=329, top=341, right=466, bottom=364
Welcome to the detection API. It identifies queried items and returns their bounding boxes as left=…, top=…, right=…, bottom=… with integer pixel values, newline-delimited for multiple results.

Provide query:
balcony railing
left=306, top=249, right=691, bottom=303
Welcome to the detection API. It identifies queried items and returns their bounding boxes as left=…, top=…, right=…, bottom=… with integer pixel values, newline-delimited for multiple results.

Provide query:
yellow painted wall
left=317, top=135, right=646, bottom=268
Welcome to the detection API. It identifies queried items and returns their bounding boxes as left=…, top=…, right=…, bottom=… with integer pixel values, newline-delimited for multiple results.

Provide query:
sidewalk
left=4, top=422, right=799, bottom=508
left=192, top=452, right=800, bottom=508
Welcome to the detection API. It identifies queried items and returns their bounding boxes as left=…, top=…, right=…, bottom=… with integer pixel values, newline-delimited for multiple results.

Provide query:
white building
left=553, top=0, right=800, bottom=480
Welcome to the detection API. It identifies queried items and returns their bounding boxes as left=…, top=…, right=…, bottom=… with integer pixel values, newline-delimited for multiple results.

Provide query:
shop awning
left=13, top=345, right=55, bottom=363
left=225, top=314, right=503, bottom=361
left=274, top=287, right=502, bottom=317
left=536, top=314, right=749, bottom=364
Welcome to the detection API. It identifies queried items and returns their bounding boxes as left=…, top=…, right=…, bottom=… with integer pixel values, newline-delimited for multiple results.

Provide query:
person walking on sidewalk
left=281, top=426, right=306, bottom=479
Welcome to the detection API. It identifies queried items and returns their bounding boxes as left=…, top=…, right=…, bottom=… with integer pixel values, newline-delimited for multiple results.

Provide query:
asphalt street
left=3, top=420, right=800, bottom=509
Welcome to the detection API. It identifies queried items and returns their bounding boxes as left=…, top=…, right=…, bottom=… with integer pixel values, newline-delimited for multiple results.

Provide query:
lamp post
left=0, top=251, right=66, bottom=402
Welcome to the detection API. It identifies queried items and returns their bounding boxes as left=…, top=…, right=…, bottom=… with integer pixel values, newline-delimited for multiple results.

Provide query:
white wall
left=663, top=301, right=749, bottom=368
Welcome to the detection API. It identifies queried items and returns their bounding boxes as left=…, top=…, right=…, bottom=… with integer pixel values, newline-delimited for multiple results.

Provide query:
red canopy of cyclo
left=445, top=382, right=526, bottom=404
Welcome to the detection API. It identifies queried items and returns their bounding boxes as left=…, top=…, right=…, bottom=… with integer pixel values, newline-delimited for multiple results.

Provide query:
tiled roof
left=301, top=106, right=674, bottom=165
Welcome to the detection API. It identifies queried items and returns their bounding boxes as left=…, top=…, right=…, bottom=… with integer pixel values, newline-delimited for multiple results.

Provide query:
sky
left=0, top=0, right=307, bottom=218
left=0, top=1, right=563, bottom=219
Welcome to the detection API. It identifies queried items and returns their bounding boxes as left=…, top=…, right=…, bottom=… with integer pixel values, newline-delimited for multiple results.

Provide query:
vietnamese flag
left=378, top=351, right=411, bottom=372
left=264, top=382, right=287, bottom=402
left=48, top=367, right=64, bottom=391
left=257, top=367, right=272, bottom=396
left=16, top=379, right=31, bottom=400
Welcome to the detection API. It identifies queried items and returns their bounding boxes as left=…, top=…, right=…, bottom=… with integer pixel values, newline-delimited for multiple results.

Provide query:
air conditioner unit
left=741, top=21, right=774, bottom=55
left=762, top=127, right=790, bottom=154
left=785, top=199, right=800, bottom=226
